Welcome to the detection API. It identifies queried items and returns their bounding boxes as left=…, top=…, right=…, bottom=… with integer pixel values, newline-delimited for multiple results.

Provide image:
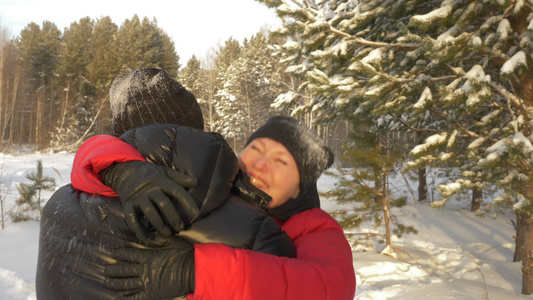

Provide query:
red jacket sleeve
left=70, top=135, right=146, bottom=196
left=190, top=208, right=356, bottom=300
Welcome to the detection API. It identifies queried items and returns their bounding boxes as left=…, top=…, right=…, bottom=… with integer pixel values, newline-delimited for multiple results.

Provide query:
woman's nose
left=253, top=155, right=269, bottom=170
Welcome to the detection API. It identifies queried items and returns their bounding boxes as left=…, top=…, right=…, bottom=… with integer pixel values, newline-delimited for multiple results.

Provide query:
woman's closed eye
left=273, top=156, right=288, bottom=165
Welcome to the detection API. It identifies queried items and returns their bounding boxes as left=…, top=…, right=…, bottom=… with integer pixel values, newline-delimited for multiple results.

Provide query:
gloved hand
left=105, top=238, right=195, bottom=300
left=100, top=160, right=199, bottom=241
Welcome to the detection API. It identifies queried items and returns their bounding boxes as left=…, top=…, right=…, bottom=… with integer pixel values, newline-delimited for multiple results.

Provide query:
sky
left=0, top=0, right=280, bottom=63
left=0, top=152, right=530, bottom=299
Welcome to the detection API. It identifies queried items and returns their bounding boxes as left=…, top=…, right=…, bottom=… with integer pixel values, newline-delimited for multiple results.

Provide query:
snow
left=0, top=152, right=531, bottom=299
left=361, top=48, right=382, bottom=65
left=437, top=25, right=459, bottom=43
left=501, top=51, right=527, bottom=75
left=485, top=132, right=533, bottom=162
left=272, top=91, right=298, bottom=108
left=471, top=35, right=483, bottom=47
left=414, top=86, right=432, bottom=109
left=410, top=5, right=453, bottom=25
left=331, top=40, right=350, bottom=56
left=464, top=64, right=489, bottom=81
left=528, top=18, right=533, bottom=31
left=410, top=132, right=447, bottom=155
left=497, top=19, right=511, bottom=40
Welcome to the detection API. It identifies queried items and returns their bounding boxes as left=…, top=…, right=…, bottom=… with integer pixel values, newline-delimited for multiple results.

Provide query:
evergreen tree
left=180, top=55, right=212, bottom=125
left=116, top=15, right=154, bottom=70
left=215, top=59, right=247, bottom=148
left=15, top=21, right=61, bottom=147
left=256, top=0, right=533, bottom=293
left=150, top=24, right=179, bottom=77
left=8, top=15, right=180, bottom=148
left=212, top=38, right=243, bottom=147
left=51, top=17, right=94, bottom=149
left=214, top=34, right=282, bottom=149
left=240, top=33, right=282, bottom=130
left=86, top=16, right=120, bottom=136
left=115, top=15, right=178, bottom=73
left=0, top=28, right=19, bottom=151
left=12, top=160, right=55, bottom=221
left=179, top=56, right=203, bottom=99
left=87, top=16, right=120, bottom=93
left=324, top=112, right=417, bottom=255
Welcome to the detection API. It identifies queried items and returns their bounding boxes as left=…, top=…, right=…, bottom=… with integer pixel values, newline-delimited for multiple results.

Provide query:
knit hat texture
left=110, top=68, right=203, bottom=136
left=246, top=116, right=334, bottom=221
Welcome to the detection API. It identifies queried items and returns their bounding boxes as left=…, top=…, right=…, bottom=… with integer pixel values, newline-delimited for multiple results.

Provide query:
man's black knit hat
left=110, top=68, right=204, bottom=136
left=246, top=115, right=334, bottom=186
left=245, top=116, right=334, bottom=221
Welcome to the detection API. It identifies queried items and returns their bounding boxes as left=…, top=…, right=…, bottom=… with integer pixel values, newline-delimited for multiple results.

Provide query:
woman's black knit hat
left=110, top=68, right=204, bottom=136
left=245, top=116, right=334, bottom=221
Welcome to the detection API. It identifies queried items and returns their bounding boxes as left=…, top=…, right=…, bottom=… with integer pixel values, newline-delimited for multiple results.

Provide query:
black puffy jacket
left=36, top=124, right=296, bottom=300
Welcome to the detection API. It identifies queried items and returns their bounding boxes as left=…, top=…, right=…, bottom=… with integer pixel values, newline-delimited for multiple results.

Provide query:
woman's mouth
left=248, top=174, right=268, bottom=190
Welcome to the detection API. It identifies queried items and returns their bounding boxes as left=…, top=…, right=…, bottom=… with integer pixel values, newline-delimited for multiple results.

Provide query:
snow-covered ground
left=0, top=153, right=531, bottom=299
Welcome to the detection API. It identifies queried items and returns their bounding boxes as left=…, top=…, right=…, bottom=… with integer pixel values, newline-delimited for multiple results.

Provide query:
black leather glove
left=105, top=238, right=195, bottom=300
left=100, top=160, right=199, bottom=241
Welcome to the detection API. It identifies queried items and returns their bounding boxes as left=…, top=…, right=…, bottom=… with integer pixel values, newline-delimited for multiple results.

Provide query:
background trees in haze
left=0, top=15, right=179, bottom=152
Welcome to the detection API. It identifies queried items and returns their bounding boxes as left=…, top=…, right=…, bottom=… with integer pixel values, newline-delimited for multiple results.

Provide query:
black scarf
left=267, top=182, right=321, bottom=222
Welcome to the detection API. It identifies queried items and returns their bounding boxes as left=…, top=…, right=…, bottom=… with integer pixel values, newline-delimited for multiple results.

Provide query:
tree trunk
left=0, top=193, right=4, bottom=230
left=517, top=176, right=533, bottom=294
left=471, top=188, right=482, bottom=212
left=516, top=177, right=533, bottom=262
left=521, top=213, right=533, bottom=295
left=36, top=84, right=44, bottom=149
left=418, top=167, right=427, bottom=202
left=514, top=213, right=525, bottom=262
left=381, top=176, right=392, bottom=249
left=7, top=68, right=19, bottom=149
left=0, top=45, right=4, bottom=152
left=374, top=168, right=382, bottom=203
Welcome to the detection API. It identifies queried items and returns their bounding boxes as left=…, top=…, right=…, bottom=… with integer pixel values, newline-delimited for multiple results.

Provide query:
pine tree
left=12, top=160, right=55, bottom=221
left=150, top=24, right=179, bottom=77
left=14, top=21, right=61, bottom=147
left=180, top=56, right=204, bottom=104
left=52, top=17, right=94, bottom=149
left=256, top=0, right=533, bottom=293
left=115, top=15, right=178, bottom=73
left=87, top=16, right=120, bottom=94
left=212, top=38, right=244, bottom=148
left=9, top=14, right=181, bottom=148
left=324, top=112, right=417, bottom=255
left=179, top=55, right=215, bottom=129
left=214, top=34, right=283, bottom=149
left=87, top=16, right=120, bottom=136
left=0, top=27, right=19, bottom=151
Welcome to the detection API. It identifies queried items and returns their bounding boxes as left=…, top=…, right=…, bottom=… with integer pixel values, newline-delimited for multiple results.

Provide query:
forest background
left=1, top=0, right=533, bottom=295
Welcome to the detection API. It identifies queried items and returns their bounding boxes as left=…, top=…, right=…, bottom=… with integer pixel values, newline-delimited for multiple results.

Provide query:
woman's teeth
left=249, top=176, right=267, bottom=189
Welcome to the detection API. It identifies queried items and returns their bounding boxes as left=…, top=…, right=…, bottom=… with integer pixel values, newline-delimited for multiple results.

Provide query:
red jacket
left=71, top=135, right=356, bottom=300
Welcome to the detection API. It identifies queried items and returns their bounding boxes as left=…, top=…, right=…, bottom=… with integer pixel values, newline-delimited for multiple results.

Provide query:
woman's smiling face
left=238, top=138, right=300, bottom=208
